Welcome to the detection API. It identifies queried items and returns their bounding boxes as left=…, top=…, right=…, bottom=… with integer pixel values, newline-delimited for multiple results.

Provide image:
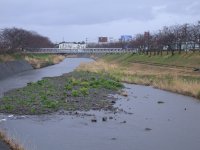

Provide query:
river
left=0, top=58, right=200, bottom=150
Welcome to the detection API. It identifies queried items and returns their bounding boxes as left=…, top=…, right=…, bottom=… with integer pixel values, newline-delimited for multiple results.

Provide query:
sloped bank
left=0, top=60, right=33, bottom=80
left=0, top=54, right=65, bottom=80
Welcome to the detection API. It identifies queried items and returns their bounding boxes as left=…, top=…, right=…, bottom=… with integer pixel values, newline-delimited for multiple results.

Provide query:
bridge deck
left=24, top=48, right=137, bottom=54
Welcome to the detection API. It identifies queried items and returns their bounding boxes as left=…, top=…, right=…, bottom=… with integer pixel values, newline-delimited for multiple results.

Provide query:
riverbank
left=102, top=51, right=200, bottom=68
left=0, top=53, right=65, bottom=69
left=24, top=54, right=65, bottom=69
left=0, top=130, right=24, bottom=150
left=0, top=53, right=65, bottom=80
left=77, top=52, right=200, bottom=99
left=0, top=60, right=33, bottom=80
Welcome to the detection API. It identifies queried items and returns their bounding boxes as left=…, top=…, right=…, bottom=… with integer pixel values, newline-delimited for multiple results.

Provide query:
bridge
left=23, top=48, right=137, bottom=54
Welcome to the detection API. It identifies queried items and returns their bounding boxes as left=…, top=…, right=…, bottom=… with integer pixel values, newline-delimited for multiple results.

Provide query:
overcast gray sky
left=0, top=0, right=200, bottom=42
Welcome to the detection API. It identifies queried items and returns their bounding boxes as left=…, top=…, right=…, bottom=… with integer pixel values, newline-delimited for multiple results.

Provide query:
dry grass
left=0, top=54, right=65, bottom=69
left=51, top=55, right=65, bottom=64
left=0, top=130, right=24, bottom=150
left=24, top=56, right=42, bottom=68
left=148, top=78, right=197, bottom=98
left=0, top=54, right=16, bottom=62
left=25, top=55, right=65, bottom=69
left=77, top=59, right=200, bottom=99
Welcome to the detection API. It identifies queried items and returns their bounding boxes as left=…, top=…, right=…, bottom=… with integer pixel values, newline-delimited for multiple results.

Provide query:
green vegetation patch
left=0, top=71, right=123, bottom=115
left=0, top=78, right=66, bottom=114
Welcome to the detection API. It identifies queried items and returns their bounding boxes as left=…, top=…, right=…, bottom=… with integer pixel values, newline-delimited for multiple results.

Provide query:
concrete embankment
left=0, top=60, right=33, bottom=80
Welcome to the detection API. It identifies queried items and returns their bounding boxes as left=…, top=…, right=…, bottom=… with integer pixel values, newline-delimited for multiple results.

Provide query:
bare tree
left=0, top=27, right=53, bottom=53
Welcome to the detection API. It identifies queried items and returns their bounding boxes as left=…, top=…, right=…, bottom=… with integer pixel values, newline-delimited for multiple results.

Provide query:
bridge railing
left=23, top=48, right=137, bottom=54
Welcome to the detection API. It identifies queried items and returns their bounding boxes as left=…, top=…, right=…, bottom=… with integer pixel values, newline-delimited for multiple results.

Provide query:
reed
left=0, top=54, right=17, bottom=62
left=77, top=59, right=200, bottom=99
left=25, top=54, right=65, bottom=69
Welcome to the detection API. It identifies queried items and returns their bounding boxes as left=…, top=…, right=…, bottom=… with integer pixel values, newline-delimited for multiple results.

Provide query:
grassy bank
left=77, top=53, right=200, bottom=99
left=103, top=52, right=200, bottom=68
left=0, top=53, right=65, bottom=69
left=0, top=71, right=123, bottom=115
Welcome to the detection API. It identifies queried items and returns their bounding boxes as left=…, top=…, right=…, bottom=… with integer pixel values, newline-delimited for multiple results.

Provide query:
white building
left=59, top=42, right=86, bottom=49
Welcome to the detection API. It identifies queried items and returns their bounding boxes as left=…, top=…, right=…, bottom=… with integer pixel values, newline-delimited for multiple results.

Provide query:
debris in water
left=91, top=118, right=97, bottom=123
left=157, top=101, right=165, bottom=104
left=120, top=90, right=128, bottom=97
left=111, top=101, right=116, bottom=104
left=145, top=128, right=152, bottom=131
left=109, top=116, right=113, bottom=120
left=120, top=120, right=127, bottom=124
left=102, top=117, right=107, bottom=122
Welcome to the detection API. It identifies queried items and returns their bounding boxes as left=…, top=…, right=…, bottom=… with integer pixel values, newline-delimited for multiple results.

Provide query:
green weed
left=80, top=87, right=89, bottom=96
left=44, top=100, right=58, bottom=109
left=65, top=84, right=72, bottom=91
left=72, top=90, right=79, bottom=97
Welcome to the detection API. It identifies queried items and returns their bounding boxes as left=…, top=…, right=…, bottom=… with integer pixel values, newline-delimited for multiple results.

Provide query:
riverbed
left=0, top=58, right=200, bottom=150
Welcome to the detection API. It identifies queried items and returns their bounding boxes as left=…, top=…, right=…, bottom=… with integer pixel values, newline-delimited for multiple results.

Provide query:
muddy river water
left=0, top=58, right=200, bottom=150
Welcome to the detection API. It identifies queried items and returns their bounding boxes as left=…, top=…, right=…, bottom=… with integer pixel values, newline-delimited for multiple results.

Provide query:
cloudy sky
left=0, top=0, right=200, bottom=42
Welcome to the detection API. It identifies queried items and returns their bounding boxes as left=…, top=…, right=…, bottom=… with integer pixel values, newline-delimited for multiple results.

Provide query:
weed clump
left=65, top=72, right=123, bottom=97
left=72, top=90, right=79, bottom=97
left=80, top=87, right=89, bottom=96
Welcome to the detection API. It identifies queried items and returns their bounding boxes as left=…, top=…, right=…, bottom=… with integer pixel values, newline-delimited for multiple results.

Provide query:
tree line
left=88, top=21, right=200, bottom=55
left=0, top=27, right=53, bottom=53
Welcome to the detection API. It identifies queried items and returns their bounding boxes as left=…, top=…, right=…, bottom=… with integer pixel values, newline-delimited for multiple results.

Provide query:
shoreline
left=24, top=54, right=65, bottom=69
left=76, top=55, right=200, bottom=100
left=0, top=53, right=65, bottom=80
left=0, top=53, right=65, bottom=69
left=0, top=130, right=24, bottom=150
